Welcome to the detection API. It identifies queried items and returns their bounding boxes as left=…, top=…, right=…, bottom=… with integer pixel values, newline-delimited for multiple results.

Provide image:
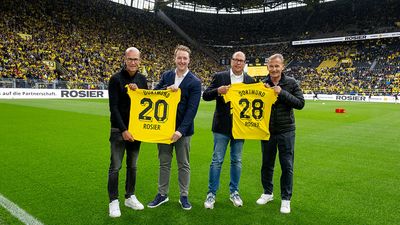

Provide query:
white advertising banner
left=301, top=94, right=396, bottom=103
left=0, top=88, right=397, bottom=103
left=304, top=94, right=313, bottom=100
left=292, top=32, right=400, bottom=46
left=0, top=88, right=108, bottom=99
left=317, top=94, right=396, bottom=103
left=317, top=94, right=337, bottom=101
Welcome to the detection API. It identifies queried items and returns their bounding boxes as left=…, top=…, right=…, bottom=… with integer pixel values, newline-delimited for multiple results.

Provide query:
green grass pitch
left=0, top=99, right=399, bottom=225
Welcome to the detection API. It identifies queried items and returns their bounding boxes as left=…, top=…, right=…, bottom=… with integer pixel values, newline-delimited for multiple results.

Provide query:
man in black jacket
left=256, top=54, right=304, bottom=214
left=203, top=51, right=255, bottom=209
left=107, top=47, right=148, bottom=217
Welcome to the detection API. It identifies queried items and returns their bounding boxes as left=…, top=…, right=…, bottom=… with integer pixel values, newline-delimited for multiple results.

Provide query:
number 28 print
left=223, top=83, right=277, bottom=140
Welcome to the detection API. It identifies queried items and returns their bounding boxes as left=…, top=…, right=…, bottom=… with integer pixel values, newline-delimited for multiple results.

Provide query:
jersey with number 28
left=223, top=82, right=277, bottom=140
left=127, top=88, right=181, bottom=144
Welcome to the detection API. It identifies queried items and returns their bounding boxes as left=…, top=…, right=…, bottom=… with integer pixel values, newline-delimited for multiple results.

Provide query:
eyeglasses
left=231, top=58, right=245, bottom=64
left=126, top=57, right=140, bottom=62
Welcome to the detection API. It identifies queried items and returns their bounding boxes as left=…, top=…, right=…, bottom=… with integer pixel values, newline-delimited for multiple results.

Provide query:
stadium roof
left=110, top=0, right=336, bottom=14
left=174, top=0, right=326, bottom=11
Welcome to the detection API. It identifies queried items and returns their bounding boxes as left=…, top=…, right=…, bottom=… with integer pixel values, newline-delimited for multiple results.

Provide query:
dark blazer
left=263, top=73, right=304, bottom=134
left=202, top=71, right=255, bottom=136
left=154, top=70, right=202, bottom=137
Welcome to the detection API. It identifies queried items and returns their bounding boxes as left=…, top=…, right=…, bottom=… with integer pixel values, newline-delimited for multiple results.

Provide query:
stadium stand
left=0, top=0, right=399, bottom=95
left=0, top=0, right=222, bottom=89
left=285, top=38, right=400, bottom=95
left=162, top=0, right=400, bottom=45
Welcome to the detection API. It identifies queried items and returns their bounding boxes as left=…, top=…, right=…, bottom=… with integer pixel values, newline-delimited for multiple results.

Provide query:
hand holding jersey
left=264, top=82, right=282, bottom=94
left=223, top=82, right=277, bottom=140
left=126, top=87, right=181, bottom=144
left=217, top=85, right=230, bottom=94
left=122, top=130, right=135, bottom=142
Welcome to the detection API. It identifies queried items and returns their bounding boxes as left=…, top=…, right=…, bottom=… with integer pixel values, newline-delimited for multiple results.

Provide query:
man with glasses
left=107, top=47, right=148, bottom=217
left=203, top=51, right=255, bottom=209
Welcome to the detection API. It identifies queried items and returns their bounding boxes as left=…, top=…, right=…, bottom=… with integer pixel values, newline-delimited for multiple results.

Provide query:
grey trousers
left=157, top=136, right=191, bottom=196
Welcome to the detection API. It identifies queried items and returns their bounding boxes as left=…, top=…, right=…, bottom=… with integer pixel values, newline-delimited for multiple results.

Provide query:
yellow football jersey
left=223, top=82, right=277, bottom=140
left=127, top=88, right=181, bottom=144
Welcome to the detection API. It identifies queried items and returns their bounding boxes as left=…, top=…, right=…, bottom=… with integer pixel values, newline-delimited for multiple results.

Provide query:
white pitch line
left=0, top=193, right=44, bottom=225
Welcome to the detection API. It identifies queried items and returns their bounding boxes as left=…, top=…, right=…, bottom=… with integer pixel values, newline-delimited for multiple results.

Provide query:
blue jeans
left=208, top=132, right=244, bottom=195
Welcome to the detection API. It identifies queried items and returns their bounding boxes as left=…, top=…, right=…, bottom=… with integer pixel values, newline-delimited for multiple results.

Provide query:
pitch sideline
left=0, top=193, right=44, bottom=225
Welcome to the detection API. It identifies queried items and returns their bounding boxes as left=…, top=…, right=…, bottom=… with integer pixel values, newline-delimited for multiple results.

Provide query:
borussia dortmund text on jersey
left=223, top=83, right=277, bottom=140
left=127, top=88, right=181, bottom=144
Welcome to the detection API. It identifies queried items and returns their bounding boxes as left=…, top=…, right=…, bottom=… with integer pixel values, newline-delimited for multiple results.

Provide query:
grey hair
left=232, top=51, right=246, bottom=60
left=267, top=53, right=284, bottom=63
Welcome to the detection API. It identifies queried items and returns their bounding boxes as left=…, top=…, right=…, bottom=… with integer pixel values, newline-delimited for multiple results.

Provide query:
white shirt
left=230, top=69, right=244, bottom=84
left=174, top=69, right=189, bottom=88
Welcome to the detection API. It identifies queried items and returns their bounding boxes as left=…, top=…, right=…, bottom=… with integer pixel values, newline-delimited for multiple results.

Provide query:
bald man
left=107, top=47, right=148, bottom=217
left=202, top=51, right=256, bottom=209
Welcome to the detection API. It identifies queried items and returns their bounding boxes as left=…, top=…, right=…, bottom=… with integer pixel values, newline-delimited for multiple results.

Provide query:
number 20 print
left=138, top=98, right=169, bottom=122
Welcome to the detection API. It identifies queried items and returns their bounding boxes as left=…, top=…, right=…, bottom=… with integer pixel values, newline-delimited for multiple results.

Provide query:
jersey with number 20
left=223, top=82, right=277, bottom=140
left=127, top=88, right=181, bottom=144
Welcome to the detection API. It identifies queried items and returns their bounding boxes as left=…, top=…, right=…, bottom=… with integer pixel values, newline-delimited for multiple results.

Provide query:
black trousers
left=261, top=130, right=295, bottom=200
left=107, top=128, right=141, bottom=202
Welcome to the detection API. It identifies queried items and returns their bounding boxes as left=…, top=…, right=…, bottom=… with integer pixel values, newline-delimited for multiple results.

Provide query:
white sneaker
left=125, top=195, right=144, bottom=210
left=280, top=200, right=291, bottom=214
left=204, top=193, right=216, bottom=209
left=256, top=193, right=273, bottom=205
left=229, top=191, right=243, bottom=207
left=109, top=200, right=121, bottom=218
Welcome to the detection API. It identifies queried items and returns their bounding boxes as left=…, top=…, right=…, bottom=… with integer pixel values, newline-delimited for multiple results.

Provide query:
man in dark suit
left=202, top=51, right=255, bottom=209
left=147, top=45, right=201, bottom=210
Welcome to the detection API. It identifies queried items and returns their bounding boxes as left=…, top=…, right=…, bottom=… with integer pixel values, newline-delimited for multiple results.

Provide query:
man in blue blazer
left=147, top=45, right=201, bottom=210
left=202, top=51, right=255, bottom=209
